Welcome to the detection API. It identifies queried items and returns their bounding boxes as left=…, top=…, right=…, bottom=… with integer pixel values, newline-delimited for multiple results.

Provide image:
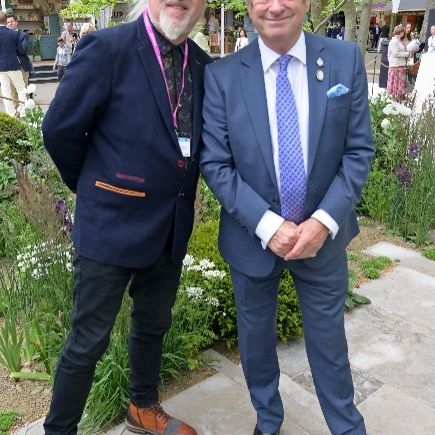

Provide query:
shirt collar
left=258, top=31, right=306, bottom=73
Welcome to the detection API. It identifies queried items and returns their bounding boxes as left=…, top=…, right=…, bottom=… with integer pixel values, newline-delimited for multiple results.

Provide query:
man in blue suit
left=0, top=11, right=26, bottom=116
left=200, top=0, right=374, bottom=434
left=42, top=0, right=210, bottom=433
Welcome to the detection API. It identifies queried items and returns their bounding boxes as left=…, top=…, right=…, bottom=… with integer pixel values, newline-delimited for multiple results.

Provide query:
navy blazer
left=0, top=26, right=25, bottom=72
left=43, top=17, right=211, bottom=268
left=200, top=33, right=374, bottom=278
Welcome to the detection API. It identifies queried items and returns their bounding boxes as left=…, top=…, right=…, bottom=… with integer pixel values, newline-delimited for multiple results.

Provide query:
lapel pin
left=317, top=57, right=324, bottom=67
left=316, top=70, right=324, bottom=82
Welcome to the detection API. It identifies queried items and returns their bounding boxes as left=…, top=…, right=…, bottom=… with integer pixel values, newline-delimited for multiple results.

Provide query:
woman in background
left=234, top=28, right=248, bottom=52
left=387, top=25, right=412, bottom=100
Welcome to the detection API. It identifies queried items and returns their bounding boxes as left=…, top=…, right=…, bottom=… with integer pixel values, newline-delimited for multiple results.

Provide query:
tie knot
left=278, top=55, right=292, bottom=74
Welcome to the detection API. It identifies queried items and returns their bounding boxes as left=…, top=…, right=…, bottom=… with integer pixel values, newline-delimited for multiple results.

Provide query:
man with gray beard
left=41, top=0, right=210, bottom=433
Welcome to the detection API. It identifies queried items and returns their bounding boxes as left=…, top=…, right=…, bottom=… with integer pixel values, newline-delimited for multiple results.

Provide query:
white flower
left=202, top=270, right=226, bottom=279
left=25, top=84, right=36, bottom=94
left=382, top=102, right=412, bottom=117
left=205, top=296, right=219, bottom=307
left=185, top=286, right=204, bottom=299
left=186, top=265, right=202, bottom=272
left=182, top=254, right=195, bottom=268
left=199, top=259, right=215, bottom=270
left=381, top=118, right=391, bottom=131
left=24, top=99, right=36, bottom=110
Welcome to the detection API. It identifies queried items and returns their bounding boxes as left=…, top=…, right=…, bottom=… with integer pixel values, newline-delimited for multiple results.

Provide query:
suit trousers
left=44, top=249, right=182, bottom=435
left=10, top=69, right=30, bottom=110
left=0, top=69, right=26, bottom=116
left=231, top=251, right=366, bottom=435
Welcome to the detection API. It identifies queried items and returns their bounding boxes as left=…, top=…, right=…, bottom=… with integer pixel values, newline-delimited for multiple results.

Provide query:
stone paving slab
left=358, top=385, right=435, bottom=434
left=364, top=242, right=435, bottom=278
left=355, top=266, right=435, bottom=331
left=345, top=305, right=435, bottom=410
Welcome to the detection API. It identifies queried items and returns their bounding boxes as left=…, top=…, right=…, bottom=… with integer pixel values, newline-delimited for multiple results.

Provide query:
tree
left=342, top=0, right=357, bottom=42
left=311, top=0, right=329, bottom=35
left=356, top=0, right=373, bottom=62
left=421, top=0, right=435, bottom=41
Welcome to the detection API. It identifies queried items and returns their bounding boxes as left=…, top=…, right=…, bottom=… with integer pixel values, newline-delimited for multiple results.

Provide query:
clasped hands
left=267, top=218, right=329, bottom=260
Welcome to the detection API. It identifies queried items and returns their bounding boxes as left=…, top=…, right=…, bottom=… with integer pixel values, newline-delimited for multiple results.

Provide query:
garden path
left=15, top=242, right=435, bottom=434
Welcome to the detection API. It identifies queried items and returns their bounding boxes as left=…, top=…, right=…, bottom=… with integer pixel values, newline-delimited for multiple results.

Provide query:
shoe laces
left=149, top=403, right=170, bottom=424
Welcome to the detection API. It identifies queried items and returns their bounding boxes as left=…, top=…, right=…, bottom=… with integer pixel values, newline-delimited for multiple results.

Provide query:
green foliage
left=0, top=411, right=19, bottom=434
left=423, top=248, right=435, bottom=261
left=0, top=161, right=16, bottom=195
left=188, top=220, right=303, bottom=346
left=361, top=96, right=435, bottom=245
left=0, top=113, right=29, bottom=164
left=360, top=256, right=392, bottom=279
left=17, top=106, right=44, bottom=153
left=0, top=316, right=23, bottom=373
left=60, top=0, right=119, bottom=18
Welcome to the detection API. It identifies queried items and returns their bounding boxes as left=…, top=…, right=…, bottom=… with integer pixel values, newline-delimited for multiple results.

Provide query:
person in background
left=387, top=24, right=412, bottom=100
left=402, top=22, right=413, bottom=47
left=378, top=20, right=390, bottom=52
left=6, top=14, right=33, bottom=110
left=70, top=32, right=78, bottom=53
left=372, top=23, right=380, bottom=49
left=234, top=28, right=249, bottom=52
left=80, top=22, right=96, bottom=38
left=61, top=20, right=74, bottom=50
left=427, top=24, right=435, bottom=53
left=207, top=12, right=219, bottom=34
left=41, top=0, right=211, bottom=433
left=0, top=11, right=27, bottom=117
left=200, top=0, right=374, bottom=433
left=53, top=37, right=71, bottom=81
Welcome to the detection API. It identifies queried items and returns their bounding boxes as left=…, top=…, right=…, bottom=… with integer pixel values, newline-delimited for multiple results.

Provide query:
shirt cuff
left=255, top=210, right=285, bottom=250
left=311, top=209, right=339, bottom=239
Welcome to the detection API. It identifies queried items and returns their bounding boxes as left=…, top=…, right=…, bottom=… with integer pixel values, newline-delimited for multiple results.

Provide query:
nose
left=268, top=0, right=286, bottom=14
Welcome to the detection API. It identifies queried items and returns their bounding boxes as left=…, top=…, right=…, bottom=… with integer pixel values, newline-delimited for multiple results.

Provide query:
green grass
left=423, top=248, right=435, bottom=261
left=0, top=411, right=19, bottom=435
left=360, top=256, right=392, bottom=279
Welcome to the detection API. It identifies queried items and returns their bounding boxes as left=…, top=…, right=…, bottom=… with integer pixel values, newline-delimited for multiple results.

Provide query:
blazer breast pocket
left=327, top=92, right=351, bottom=111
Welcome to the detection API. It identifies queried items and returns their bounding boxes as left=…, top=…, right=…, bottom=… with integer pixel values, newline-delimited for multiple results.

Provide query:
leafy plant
left=0, top=411, right=19, bottom=434
left=0, top=113, right=29, bottom=163
left=0, top=316, right=23, bottom=374
left=360, top=256, right=392, bottom=280
left=423, top=248, right=435, bottom=261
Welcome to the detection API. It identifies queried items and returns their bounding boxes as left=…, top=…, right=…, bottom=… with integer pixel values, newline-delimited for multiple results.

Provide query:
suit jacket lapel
left=188, top=40, right=205, bottom=157
left=135, top=17, right=179, bottom=148
left=305, top=32, right=329, bottom=177
left=240, top=40, right=278, bottom=191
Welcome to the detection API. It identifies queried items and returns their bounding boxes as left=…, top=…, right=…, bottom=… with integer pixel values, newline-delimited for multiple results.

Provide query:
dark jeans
left=57, top=65, right=66, bottom=81
left=43, top=250, right=182, bottom=435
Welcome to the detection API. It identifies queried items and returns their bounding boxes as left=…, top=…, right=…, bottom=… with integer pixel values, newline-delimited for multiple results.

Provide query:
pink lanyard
left=143, top=10, right=188, bottom=130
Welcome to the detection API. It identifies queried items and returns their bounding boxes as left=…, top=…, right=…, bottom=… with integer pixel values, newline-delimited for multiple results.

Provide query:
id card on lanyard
left=143, top=10, right=191, bottom=158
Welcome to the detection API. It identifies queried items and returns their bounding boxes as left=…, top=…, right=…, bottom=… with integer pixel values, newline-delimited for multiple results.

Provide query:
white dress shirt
left=428, top=35, right=435, bottom=53
left=254, top=32, right=338, bottom=248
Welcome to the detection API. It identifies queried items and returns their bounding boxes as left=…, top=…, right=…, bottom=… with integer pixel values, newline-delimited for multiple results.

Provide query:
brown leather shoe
left=125, top=402, right=197, bottom=435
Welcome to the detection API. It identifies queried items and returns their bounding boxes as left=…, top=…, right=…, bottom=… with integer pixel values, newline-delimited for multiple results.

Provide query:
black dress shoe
left=253, top=424, right=280, bottom=435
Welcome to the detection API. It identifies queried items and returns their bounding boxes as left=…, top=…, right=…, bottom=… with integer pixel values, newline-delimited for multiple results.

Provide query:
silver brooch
left=316, top=70, right=324, bottom=81
left=317, top=57, right=324, bottom=67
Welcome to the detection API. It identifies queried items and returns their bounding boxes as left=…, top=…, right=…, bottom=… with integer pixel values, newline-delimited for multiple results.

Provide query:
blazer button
left=177, top=159, right=185, bottom=168
left=178, top=192, right=185, bottom=197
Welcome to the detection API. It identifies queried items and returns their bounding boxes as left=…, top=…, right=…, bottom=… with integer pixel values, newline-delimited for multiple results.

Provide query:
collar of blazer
left=239, top=32, right=328, bottom=182
left=135, top=16, right=205, bottom=158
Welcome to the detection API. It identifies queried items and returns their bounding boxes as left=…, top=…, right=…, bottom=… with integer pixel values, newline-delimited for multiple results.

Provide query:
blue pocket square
left=327, top=84, right=349, bottom=98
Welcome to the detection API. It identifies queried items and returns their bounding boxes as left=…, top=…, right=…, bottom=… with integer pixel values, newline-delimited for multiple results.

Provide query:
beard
left=158, top=3, right=204, bottom=42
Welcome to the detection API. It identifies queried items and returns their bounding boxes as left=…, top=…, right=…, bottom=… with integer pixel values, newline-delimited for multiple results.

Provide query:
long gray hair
left=129, top=0, right=148, bottom=21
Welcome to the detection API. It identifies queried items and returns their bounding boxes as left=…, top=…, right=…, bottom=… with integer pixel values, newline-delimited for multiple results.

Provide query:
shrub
left=0, top=113, right=29, bottom=164
left=0, top=411, right=19, bottom=435
left=187, top=220, right=303, bottom=346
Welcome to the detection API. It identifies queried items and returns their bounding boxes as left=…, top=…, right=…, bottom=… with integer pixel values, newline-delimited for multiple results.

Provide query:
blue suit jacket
left=0, top=26, right=25, bottom=72
left=200, top=33, right=374, bottom=278
left=43, top=17, right=211, bottom=268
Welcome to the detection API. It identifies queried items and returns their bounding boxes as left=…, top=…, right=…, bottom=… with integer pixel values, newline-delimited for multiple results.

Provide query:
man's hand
left=267, top=221, right=299, bottom=258
left=284, top=218, right=330, bottom=261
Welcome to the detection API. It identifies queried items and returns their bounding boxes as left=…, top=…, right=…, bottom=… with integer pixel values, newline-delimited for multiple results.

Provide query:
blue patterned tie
left=276, top=55, right=306, bottom=223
